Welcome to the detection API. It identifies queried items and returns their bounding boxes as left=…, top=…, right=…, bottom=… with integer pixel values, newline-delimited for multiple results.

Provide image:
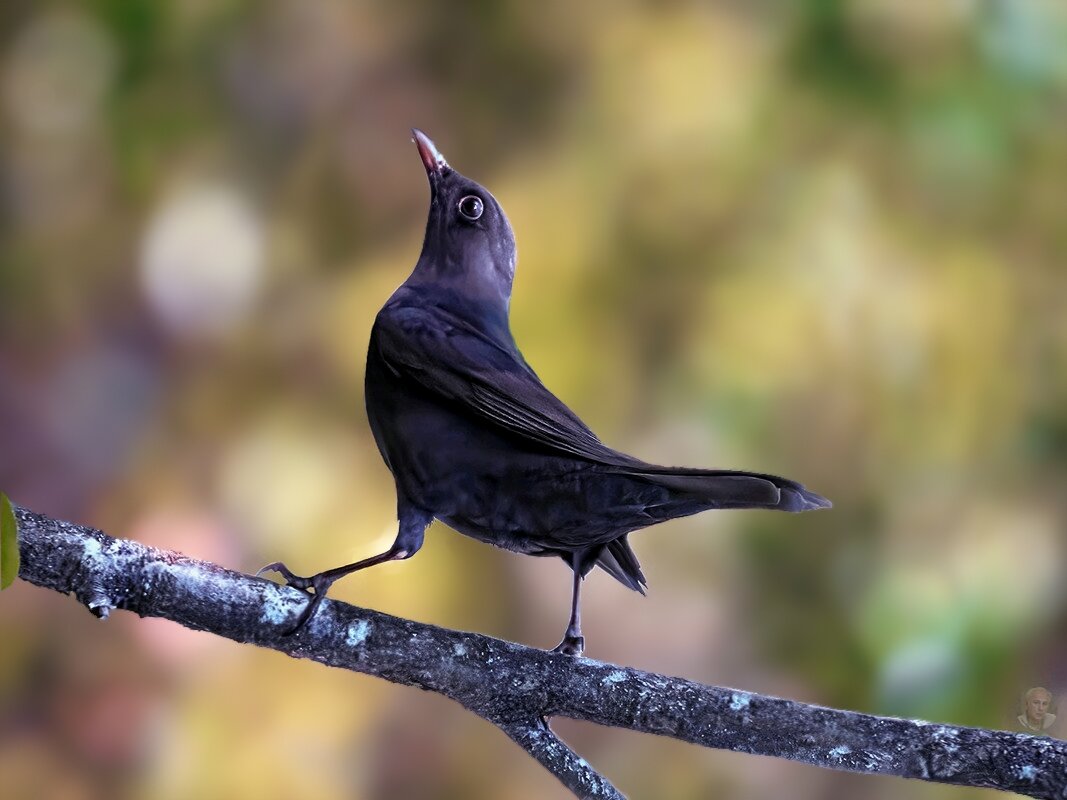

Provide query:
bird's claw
left=552, top=634, right=585, bottom=657
left=256, top=562, right=339, bottom=635
left=256, top=561, right=314, bottom=592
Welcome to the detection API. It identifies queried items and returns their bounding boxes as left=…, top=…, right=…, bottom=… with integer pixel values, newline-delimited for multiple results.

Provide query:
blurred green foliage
left=0, top=493, right=17, bottom=588
left=2, top=1, right=1066, bottom=798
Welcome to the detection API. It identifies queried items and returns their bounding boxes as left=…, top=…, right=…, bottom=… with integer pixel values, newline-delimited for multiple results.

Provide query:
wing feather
left=374, top=303, right=622, bottom=463
left=372, top=302, right=826, bottom=510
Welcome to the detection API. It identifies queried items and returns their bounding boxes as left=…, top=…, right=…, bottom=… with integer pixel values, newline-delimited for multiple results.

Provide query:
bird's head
left=409, top=129, right=517, bottom=320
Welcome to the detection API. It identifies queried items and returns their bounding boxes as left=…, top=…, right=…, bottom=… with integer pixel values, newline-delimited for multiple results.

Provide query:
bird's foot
left=256, top=562, right=338, bottom=635
left=551, top=634, right=585, bottom=657
left=256, top=561, right=314, bottom=590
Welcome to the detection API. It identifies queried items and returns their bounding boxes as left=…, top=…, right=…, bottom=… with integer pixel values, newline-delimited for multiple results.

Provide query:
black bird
left=260, top=130, right=830, bottom=655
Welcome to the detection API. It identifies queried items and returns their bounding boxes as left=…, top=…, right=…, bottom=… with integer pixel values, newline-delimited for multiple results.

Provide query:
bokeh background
left=2, top=1, right=1067, bottom=798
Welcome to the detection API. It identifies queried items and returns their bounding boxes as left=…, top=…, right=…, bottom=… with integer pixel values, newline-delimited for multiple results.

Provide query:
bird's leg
left=258, top=505, right=432, bottom=635
left=552, top=553, right=585, bottom=657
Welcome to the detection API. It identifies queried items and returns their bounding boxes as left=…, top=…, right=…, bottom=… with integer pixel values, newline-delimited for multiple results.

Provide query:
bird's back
left=365, top=294, right=827, bottom=570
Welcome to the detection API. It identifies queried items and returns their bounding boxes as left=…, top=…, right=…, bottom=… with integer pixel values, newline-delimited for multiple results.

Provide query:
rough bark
left=11, top=505, right=1067, bottom=799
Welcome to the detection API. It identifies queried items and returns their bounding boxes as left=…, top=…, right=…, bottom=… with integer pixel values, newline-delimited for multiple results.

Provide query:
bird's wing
left=372, top=303, right=829, bottom=511
left=372, top=303, right=629, bottom=465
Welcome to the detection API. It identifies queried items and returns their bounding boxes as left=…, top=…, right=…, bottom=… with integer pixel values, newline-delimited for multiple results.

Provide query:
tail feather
left=593, top=466, right=830, bottom=592
left=625, top=465, right=832, bottom=513
left=595, top=535, right=647, bottom=594
left=776, top=483, right=832, bottom=512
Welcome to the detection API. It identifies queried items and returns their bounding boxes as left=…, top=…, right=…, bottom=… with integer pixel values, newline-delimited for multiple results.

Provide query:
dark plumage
left=260, top=130, right=830, bottom=654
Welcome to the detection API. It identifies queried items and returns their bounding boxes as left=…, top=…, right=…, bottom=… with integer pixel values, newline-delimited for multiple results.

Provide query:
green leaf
left=0, top=493, right=19, bottom=589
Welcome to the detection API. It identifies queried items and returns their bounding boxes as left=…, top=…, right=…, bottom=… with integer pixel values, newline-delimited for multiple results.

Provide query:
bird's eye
left=458, top=195, right=484, bottom=221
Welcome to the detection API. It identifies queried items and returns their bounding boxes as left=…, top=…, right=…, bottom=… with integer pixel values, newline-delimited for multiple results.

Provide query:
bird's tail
left=627, top=465, right=831, bottom=513
left=592, top=465, right=829, bottom=593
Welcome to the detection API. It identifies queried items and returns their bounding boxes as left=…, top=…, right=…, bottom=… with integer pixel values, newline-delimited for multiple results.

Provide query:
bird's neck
left=413, top=250, right=511, bottom=297
left=398, top=270, right=513, bottom=340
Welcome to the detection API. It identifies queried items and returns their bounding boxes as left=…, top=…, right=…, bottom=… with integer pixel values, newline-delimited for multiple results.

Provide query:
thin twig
left=11, top=505, right=1067, bottom=799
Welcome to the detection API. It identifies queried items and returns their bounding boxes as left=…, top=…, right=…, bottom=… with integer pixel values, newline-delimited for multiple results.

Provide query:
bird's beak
left=412, top=128, right=450, bottom=181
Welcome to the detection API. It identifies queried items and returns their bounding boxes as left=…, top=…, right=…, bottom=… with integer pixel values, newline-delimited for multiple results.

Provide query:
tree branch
left=497, top=718, right=625, bottom=800
left=11, top=504, right=1067, bottom=799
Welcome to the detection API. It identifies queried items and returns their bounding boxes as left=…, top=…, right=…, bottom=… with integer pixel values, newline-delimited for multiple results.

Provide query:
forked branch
left=10, top=506, right=1067, bottom=799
